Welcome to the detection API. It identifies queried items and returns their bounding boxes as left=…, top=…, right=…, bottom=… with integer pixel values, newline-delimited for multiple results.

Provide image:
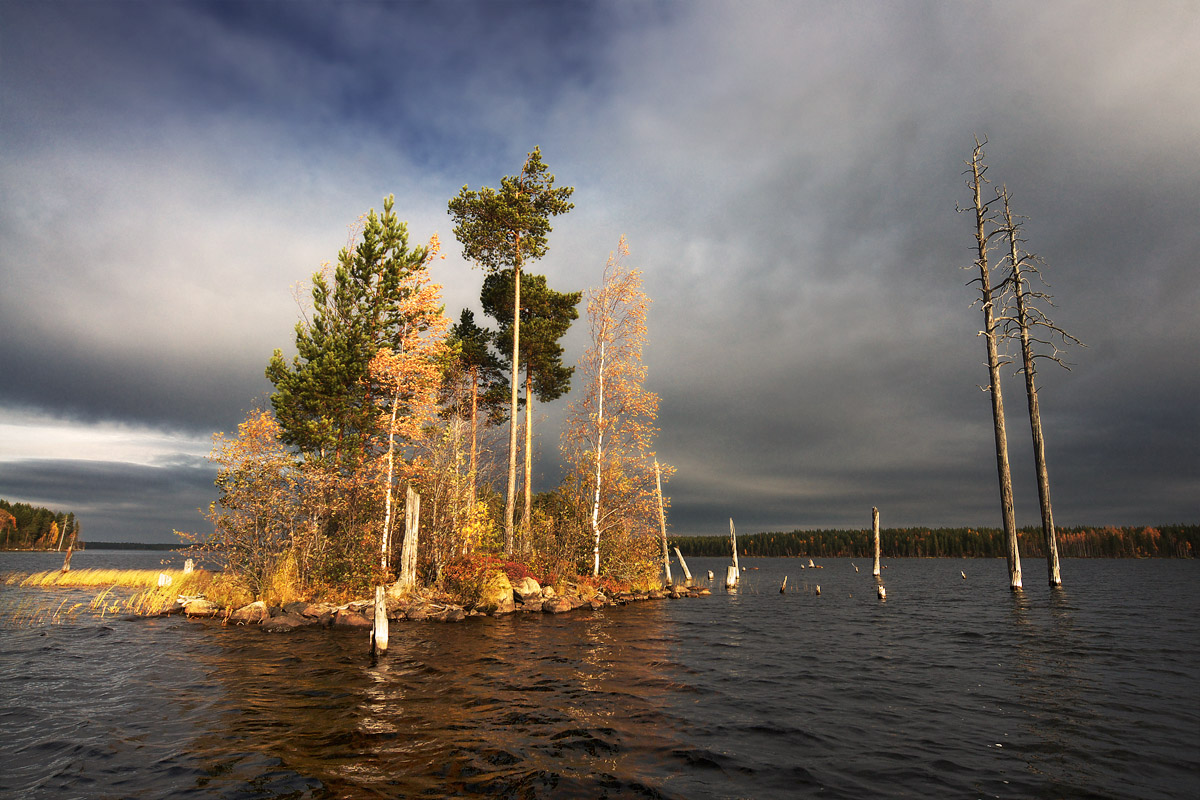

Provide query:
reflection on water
left=2, top=553, right=1198, bottom=799
left=179, top=606, right=682, bottom=798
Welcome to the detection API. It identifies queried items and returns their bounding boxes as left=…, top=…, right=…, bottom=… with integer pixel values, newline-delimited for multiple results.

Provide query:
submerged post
left=673, top=546, right=693, bottom=588
left=726, top=518, right=740, bottom=589
left=372, top=584, right=388, bottom=655
left=872, top=507, right=881, bottom=577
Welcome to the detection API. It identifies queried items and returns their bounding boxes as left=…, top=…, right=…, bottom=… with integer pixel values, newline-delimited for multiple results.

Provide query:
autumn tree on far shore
left=562, top=237, right=669, bottom=580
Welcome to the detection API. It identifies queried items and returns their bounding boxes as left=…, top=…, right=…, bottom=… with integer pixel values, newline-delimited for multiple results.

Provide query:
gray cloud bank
left=2, top=1, right=1197, bottom=541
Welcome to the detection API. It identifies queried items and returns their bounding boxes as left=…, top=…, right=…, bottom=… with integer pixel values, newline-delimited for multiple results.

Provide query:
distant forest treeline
left=81, top=542, right=182, bottom=551
left=0, top=499, right=80, bottom=550
left=672, top=525, right=1198, bottom=559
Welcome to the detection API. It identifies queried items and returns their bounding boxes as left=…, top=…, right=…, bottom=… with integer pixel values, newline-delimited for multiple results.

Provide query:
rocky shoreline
left=165, top=575, right=712, bottom=631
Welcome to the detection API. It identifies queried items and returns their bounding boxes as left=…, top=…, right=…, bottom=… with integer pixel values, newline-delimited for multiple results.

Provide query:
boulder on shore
left=333, top=608, right=371, bottom=628
left=429, top=605, right=466, bottom=623
left=229, top=601, right=269, bottom=625
left=477, top=570, right=515, bottom=614
left=261, top=612, right=309, bottom=633
left=542, top=597, right=573, bottom=614
left=182, top=598, right=220, bottom=617
left=512, top=576, right=542, bottom=604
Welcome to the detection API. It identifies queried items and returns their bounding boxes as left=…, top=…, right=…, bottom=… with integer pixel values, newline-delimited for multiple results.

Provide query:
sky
left=2, top=0, right=1197, bottom=543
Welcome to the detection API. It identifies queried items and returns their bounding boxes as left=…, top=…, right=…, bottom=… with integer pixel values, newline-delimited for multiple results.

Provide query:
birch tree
left=563, top=237, right=669, bottom=580
left=366, top=236, right=450, bottom=589
left=266, top=196, right=431, bottom=583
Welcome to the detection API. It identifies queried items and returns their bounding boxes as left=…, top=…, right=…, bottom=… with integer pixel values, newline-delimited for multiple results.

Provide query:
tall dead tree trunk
left=998, top=188, right=1082, bottom=588
left=965, top=139, right=1022, bottom=591
left=726, top=518, right=740, bottom=589
left=872, top=507, right=881, bottom=577
left=655, top=459, right=671, bottom=587
left=399, top=486, right=421, bottom=591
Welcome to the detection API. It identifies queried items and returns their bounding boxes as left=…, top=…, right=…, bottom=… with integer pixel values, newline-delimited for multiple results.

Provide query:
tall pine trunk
left=521, top=367, right=534, bottom=552
left=504, top=265, right=521, bottom=555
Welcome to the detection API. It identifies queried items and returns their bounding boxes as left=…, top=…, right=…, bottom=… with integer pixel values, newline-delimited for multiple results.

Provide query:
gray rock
left=183, top=598, right=219, bottom=617
left=261, top=612, right=309, bottom=633
left=333, top=609, right=371, bottom=628
left=512, top=576, right=542, bottom=604
left=542, top=597, right=573, bottom=614
left=430, top=605, right=466, bottom=623
left=229, top=601, right=269, bottom=625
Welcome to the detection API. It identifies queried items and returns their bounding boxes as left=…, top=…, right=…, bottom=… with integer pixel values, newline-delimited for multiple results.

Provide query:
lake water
left=1, top=550, right=1197, bottom=799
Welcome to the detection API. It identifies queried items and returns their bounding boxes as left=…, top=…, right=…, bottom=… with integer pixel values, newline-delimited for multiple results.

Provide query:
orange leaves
left=563, top=237, right=670, bottom=577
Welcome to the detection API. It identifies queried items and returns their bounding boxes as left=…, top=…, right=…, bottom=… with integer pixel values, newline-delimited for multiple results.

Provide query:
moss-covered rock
left=476, top=570, right=515, bottom=614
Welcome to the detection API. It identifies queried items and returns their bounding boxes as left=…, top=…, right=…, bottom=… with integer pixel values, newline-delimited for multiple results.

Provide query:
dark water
left=1, top=551, right=1197, bottom=799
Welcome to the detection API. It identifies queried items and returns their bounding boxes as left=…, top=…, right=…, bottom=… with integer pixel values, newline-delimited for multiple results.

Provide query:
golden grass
left=14, top=568, right=180, bottom=589
left=2, top=568, right=258, bottom=624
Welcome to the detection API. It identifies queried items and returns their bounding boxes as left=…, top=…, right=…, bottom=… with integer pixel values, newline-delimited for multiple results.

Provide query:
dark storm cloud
left=0, top=458, right=215, bottom=542
left=1, top=0, right=1197, bottom=542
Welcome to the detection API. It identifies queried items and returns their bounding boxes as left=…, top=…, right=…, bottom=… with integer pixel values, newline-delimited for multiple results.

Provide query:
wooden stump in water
left=725, top=565, right=739, bottom=590
left=60, top=545, right=74, bottom=573
left=673, top=546, right=694, bottom=588
left=780, top=576, right=787, bottom=594
left=872, top=507, right=881, bottom=578
left=372, top=585, right=388, bottom=655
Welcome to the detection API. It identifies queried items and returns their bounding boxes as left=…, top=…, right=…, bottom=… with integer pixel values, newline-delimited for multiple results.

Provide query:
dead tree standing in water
left=961, top=138, right=1022, bottom=591
left=998, top=187, right=1083, bottom=589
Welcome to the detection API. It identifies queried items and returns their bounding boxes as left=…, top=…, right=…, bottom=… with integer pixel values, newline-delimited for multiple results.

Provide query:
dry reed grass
left=15, top=568, right=178, bottom=589
left=1, top=568, right=252, bottom=624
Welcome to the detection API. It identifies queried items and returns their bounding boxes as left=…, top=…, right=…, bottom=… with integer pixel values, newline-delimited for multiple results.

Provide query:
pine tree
left=481, top=270, right=580, bottom=549
left=448, top=148, right=574, bottom=555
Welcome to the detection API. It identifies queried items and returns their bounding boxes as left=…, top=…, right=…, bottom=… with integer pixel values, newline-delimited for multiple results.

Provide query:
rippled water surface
left=2, top=551, right=1197, bottom=798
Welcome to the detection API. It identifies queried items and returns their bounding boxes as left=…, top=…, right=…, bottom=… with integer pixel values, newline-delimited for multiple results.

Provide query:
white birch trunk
left=373, top=387, right=401, bottom=655
left=590, top=339, right=606, bottom=577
